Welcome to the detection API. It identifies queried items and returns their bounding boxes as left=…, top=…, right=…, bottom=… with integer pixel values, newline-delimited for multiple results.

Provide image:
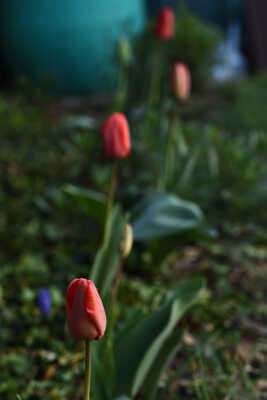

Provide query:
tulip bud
left=171, top=63, right=191, bottom=101
left=154, top=7, right=175, bottom=41
left=120, top=224, right=133, bottom=259
left=37, top=288, right=51, bottom=317
left=66, top=279, right=106, bottom=340
left=101, top=112, right=131, bottom=159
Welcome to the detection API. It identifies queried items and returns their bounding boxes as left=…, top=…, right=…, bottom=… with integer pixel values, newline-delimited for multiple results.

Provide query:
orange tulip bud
left=154, top=7, right=175, bottom=41
left=171, top=63, right=191, bottom=101
left=101, top=112, right=131, bottom=159
left=66, top=279, right=106, bottom=340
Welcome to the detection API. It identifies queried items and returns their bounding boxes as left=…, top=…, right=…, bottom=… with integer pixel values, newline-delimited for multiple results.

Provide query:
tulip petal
left=155, top=7, right=175, bottom=41
left=101, top=112, right=131, bottom=159
left=66, top=278, right=106, bottom=340
left=85, top=281, right=107, bottom=339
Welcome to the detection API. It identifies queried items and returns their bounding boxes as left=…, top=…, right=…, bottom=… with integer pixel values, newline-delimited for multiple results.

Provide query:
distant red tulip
left=66, top=278, right=106, bottom=340
left=171, top=63, right=191, bottom=100
left=101, top=112, right=131, bottom=159
left=154, top=7, right=175, bottom=41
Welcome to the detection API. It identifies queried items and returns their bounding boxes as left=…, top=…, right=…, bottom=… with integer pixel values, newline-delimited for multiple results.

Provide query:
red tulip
left=66, top=278, right=106, bottom=340
left=101, top=112, right=131, bottom=159
left=171, top=63, right=191, bottom=101
left=154, top=7, right=175, bottom=41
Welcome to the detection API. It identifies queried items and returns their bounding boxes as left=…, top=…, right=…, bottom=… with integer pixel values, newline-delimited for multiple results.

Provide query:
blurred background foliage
left=1, top=6, right=267, bottom=400
left=128, top=7, right=221, bottom=103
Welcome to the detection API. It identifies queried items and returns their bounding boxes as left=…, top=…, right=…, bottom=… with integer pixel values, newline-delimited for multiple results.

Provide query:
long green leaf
left=91, top=341, right=110, bottom=400
left=132, top=300, right=181, bottom=396
left=90, top=206, right=126, bottom=299
left=141, top=330, right=183, bottom=400
left=132, top=193, right=203, bottom=241
left=114, top=279, right=205, bottom=397
left=63, top=184, right=106, bottom=224
left=178, top=146, right=200, bottom=188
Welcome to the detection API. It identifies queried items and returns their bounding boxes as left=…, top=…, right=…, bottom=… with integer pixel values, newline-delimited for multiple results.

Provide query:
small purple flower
left=37, top=288, right=51, bottom=317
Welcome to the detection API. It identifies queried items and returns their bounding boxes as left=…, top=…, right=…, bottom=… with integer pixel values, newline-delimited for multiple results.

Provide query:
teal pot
left=0, top=0, right=146, bottom=94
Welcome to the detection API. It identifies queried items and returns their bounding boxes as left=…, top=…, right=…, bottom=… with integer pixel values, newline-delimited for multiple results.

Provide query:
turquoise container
left=0, top=0, right=146, bottom=94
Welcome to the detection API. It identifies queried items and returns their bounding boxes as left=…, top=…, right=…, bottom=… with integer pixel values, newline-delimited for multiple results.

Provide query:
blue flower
left=37, top=288, right=51, bottom=317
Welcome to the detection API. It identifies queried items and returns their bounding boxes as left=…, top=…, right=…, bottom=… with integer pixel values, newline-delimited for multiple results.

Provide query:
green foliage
left=86, top=202, right=205, bottom=399
left=129, top=113, right=267, bottom=237
left=90, top=206, right=127, bottom=300
left=115, top=397, right=131, bottom=400
left=172, top=6, right=222, bottom=89
left=114, top=279, right=205, bottom=398
left=91, top=279, right=205, bottom=399
left=223, top=73, right=267, bottom=132
left=64, top=184, right=107, bottom=225
left=128, top=7, right=220, bottom=102
left=176, top=125, right=267, bottom=232
left=132, top=193, right=203, bottom=241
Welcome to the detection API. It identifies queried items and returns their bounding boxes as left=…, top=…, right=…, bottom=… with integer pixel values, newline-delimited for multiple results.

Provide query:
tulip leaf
left=92, top=341, right=115, bottom=400
left=132, top=193, right=203, bottom=241
left=141, top=330, right=182, bottom=400
left=114, top=278, right=205, bottom=397
left=178, top=146, right=200, bottom=188
left=63, top=184, right=106, bottom=224
left=114, top=397, right=131, bottom=400
left=132, top=301, right=182, bottom=397
left=90, top=206, right=126, bottom=298
left=64, top=115, right=96, bottom=130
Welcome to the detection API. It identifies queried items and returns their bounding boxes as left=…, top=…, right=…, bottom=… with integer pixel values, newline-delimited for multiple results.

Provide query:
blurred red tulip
left=154, top=7, right=175, bottom=41
left=172, top=63, right=191, bottom=100
left=101, top=112, right=131, bottom=159
left=66, top=278, right=106, bottom=340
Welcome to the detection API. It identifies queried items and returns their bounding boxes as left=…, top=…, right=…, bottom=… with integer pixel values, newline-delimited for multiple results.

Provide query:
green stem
left=104, top=259, right=123, bottom=363
left=103, top=161, right=117, bottom=246
left=161, top=114, right=178, bottom=191
left=84, top=340, right=91, bottom=400
left=114, top=63, right=128, bottom=112
left=143, top=45, right=163, bottom=147
left=148, top=46, right=163, bottom=109
left=110, top=259, right=124, bottom=314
